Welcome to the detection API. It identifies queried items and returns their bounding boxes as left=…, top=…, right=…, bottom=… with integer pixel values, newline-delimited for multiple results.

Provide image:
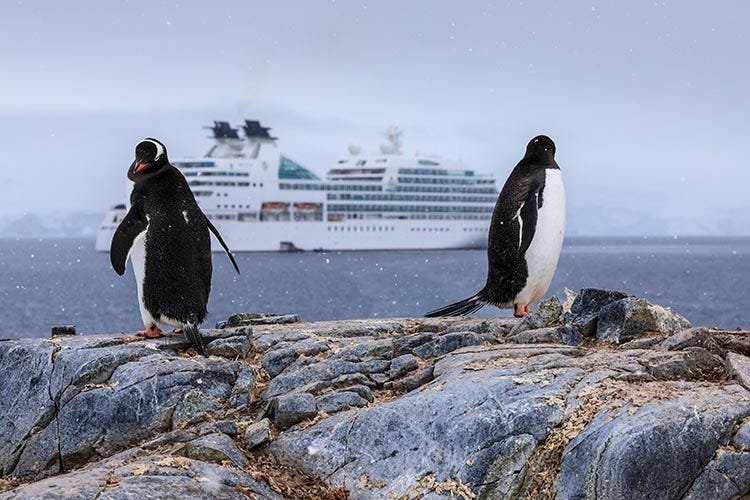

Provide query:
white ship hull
left=96, top=215, right=489, bottom=252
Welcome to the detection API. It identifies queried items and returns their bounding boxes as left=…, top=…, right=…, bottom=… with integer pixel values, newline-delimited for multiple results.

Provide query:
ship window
left=279, top=156, right=320, bottom=180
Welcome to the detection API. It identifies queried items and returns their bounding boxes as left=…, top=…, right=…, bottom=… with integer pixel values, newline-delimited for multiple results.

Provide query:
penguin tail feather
left=425, top=293, right=486, bottom=317
left=183, top=323, right=208, bottom=357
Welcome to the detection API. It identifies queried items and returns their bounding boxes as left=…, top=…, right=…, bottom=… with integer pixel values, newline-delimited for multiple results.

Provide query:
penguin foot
left=172, top=328, right=183, bottom=334
left=514, top=304, right=529, bottom=318
left=137, top=325, right=164, bottom=338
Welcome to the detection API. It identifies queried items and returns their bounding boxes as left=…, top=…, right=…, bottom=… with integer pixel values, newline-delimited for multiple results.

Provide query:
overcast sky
left=1, top=1, right=748, bottom=235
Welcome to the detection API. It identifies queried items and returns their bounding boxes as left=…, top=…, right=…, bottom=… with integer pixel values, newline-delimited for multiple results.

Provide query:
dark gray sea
left=0, top=237, right=748, bottom=338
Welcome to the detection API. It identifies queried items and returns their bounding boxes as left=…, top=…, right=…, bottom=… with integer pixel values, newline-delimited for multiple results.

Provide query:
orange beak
left=134, top=162, right=149, bottom=173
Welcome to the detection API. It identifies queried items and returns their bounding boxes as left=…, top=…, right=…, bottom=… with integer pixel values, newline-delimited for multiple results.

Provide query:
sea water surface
left=0, top=237, right=748, bottom=338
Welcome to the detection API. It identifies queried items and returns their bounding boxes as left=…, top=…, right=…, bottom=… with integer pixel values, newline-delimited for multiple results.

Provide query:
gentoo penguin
left=426, top=135, right=565, bottom=318
left=110, top=138, right=240, bottom=356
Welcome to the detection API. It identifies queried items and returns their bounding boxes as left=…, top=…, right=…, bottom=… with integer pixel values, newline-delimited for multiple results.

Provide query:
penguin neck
left=132, top=165, right=172, bottom=187
left=523, top=153, right=558, bottom=168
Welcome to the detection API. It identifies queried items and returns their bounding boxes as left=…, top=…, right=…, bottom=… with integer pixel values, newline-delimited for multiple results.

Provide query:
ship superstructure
left=96, top=121, right=497, bottom=252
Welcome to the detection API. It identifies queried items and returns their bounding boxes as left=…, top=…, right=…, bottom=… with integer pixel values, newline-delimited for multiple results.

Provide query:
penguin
left=426, top=135, right=565, bottom=318
left=110, top=138, right=240, bottom=356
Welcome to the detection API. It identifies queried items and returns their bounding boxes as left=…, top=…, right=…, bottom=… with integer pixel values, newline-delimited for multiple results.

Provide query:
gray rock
left=196, top=420, right=238, bottom=437
left=386, top=366, right=434, bottom=393
left=264, top=358, right=390, bottom=400
left=226, top=312, right=301, bottom=327
left=1, top=452, right=282, bottom=500
left=0, top=341, right=58, bottom=476
left=732, top=419, right=750, bottom=450
left=270, top=348, right=576, bottom=499
left=597, top=297, right=691, bottom=344
left=5, top=345, right=239, bottom=479
left=50, top=325, right=76, bottom=336
left=347, top=384, right=374, bottom=402
left=393, top=332, right=437, bottom=357
left=316, top=390, right=369, bottom=414
left=509, top=296, right=563, bottom=335
left=177, top=432, right=247, bottom=468
left=229, top=365, right=257, bottom=409
left=243, top=419, right=272, bottom=449
left=260, top=346, right=299, bottom=377
left=5, top=306, right=750, bottom=500
left=556, top=386, right=750, bottom=500
left=331, top=338, right=392, bottom=362
left=476, top=434, right=537, bottom=499
left=726, top=352, right=750, bottom=391
left=266, top=393, right=317, bottom=430
left=617, top=335, right=668, bottom=350
left=643, top=347, right=724, bottom=380
left=412, top=331, right=490, bottom=358
left=141, top=430, right=196, bottom=450
left=206, top=336, right=251, bottom=359
left=659, top=327, right=722, bottom=354
left=682, top=449, right=750, bottom=500
left=568, top=288, right=632, bottom=336
left=172, top=390, right=220, bottom=428
left=507, top=325, right=582, bottom=346
left=390, top=354, right=419, bottom=379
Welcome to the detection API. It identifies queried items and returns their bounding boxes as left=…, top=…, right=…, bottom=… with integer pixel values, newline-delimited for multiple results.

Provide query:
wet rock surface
left=1, top=289, right=750, bottom=499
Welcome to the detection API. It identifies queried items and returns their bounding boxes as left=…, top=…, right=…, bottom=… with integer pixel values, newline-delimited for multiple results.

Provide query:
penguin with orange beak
left=110, top=138, right=239, bottom=356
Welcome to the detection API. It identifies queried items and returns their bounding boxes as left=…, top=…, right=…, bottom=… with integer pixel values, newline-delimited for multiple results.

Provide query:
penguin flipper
left=183, top=323, right=208, bottom=357
left=205, top=216, right=240, bottom=274
left=425, top=294, right=486, bottom=317
left=518, top=185, right=541, bottom=256
left=110, top=207, right=147, bottom=276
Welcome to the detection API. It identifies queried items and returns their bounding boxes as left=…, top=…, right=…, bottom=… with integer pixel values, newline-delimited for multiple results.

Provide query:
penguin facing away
left=110, top=138, right=240, bottom=356
left=426, top=135, right=565, bottom=318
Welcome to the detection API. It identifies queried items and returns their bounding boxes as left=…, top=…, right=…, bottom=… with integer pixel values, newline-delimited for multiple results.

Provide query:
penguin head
left=128, top=138, right=169, bottom=181
left=524, top=135, right=556, bottom=164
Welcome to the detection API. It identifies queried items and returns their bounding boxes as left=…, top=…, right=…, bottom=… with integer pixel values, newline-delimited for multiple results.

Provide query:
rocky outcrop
left=1, top=289, right=749, bottom=499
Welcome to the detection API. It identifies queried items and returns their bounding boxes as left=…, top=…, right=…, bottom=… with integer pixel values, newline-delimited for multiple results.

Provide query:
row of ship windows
left=194, top=192, right=261, bottom=198
left=328, top=168, right=386, bottom=175
left=337, top=159, right=440, bottom=166
left=328, top=193, right=496, bottom=203
left=175, top=162, right=216, bottom=169
left=204, top=214, right=492, bottom=223
left=398, top=177, right=493, bottom=185
left=328, top=204, right=494, bottom=213
left=279, top=183, right=382, bottom=191
left=279, top=183, right=497, bottom=194
left=327, top=225, right=396, bottom=232
left=189, top=181, right=262, bottom=187
left=341, top=214, right=492, bottom=221
left=184, top=171, right=250, bottom=177
left=395, top=186, right=497, bottom=194
left=398, top=168, right=473, bottom=177
left=410, top=227, right=451, bottom=232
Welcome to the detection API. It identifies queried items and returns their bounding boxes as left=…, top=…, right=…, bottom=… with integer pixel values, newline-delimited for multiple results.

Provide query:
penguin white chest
left=516, top=169, right=566, bottom=305
left=129, top=229, right=157, bottom=326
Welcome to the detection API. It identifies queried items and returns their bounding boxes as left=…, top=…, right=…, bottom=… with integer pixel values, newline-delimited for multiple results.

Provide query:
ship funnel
left=242, top=120, right=277, bottom=141
left=204, top=121, right=244, bottom=158
left=204, top=121, right=241, bottom=140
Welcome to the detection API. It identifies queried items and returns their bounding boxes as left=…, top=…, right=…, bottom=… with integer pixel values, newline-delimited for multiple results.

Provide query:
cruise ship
left=95, top=120, right=499, bottom=252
